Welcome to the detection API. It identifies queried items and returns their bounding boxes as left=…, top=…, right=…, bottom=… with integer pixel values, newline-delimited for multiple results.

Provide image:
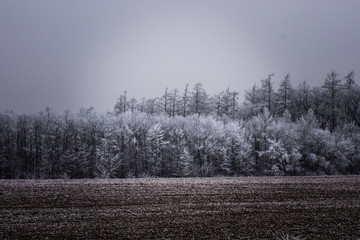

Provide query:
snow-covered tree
left=322, top=71, right=344, bottom=131
left=220, top=122, right=252, bottom=176
left=261, top=74, right=276, bottom=114
left=147, top=123, right=168, bottom=176
left=96, top=115, right=121, bottom=178
left=190, top=83, right=209, bottom=116
left=114, top=91, right=128, bottom=115
left=277, top=73, right=294, bottom=115
left=2, top=72, right=360, bottom=179
left=246, top=108, right=274, bottom=174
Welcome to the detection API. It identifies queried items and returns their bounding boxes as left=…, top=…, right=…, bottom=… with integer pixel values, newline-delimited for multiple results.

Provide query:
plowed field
left=1, top=176, right=359, bottom=239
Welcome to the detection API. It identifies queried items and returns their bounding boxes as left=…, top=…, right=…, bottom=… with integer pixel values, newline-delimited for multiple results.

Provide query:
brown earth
left=0, top=176, right=359, bottom=239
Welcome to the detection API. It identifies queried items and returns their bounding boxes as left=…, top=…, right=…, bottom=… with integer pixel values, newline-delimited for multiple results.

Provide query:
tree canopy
left=1, top=71, right=359, bottom=178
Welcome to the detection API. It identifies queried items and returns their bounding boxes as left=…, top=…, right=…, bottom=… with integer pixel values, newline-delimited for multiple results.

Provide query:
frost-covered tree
left=2, top=71, right=360, bottom=179
left=181, top=147, right=195, bottom=177
left=245, top=85, right=263, bottom=106
left=190, top=82, right=209, bottom=116
left=167, top=127, right=186, bottom=176
left=184, top=115, right=224, bottom=176
left=161, top=88, right=170, bottom=116
left=241, top=85, right=264, bottom=120
left=342, top=72, right=360, bottom=126
left=261, top=74, right=276, bottom=114
left=41, top=108, right=64, bottom=178
left=182, top=84, right=190, bottom=117
left=217, top=88, right=239, bottom=119
left=76, top=107, right=101, bottom=178
left=309, top=87, right=326, bottom=125
left=295, top=81, right=311, bottom=118
left=169, top=89, right=180, bottom=117
left=322, top=71, right=344, bottom=131
left=96, top=115, right=121, bottom=178
left=220, top=122, right=252, bottom=176
left=277, top=73, right=294, bottom=115
left=296, top=109, right=334, bottom=174
left=114, top=91, right=128, bottom=115
left=258, top=139, right=288, bottom=175
left=0, top=111, right=16, bottom=178
left=123, top=112, right=151, bottom=177
left=245, top=108, right=274, bottom=174
left=271, top=111, right=302, bottom=175
left=147, top=123, right=168, bottom=176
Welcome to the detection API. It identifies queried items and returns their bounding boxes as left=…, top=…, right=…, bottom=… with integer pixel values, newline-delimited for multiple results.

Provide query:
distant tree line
left=0, top=71, right=360, bottom=179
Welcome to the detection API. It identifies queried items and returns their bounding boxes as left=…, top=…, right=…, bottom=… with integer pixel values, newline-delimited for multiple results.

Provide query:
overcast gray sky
left=1, top=0, right=359, bottom=113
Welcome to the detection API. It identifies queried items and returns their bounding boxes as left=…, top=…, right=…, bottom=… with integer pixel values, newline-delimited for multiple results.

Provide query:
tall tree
left=162, top=88, right=170, bottom=116
left=218, top=88, right=239, bottom=119
left=295, top=80, right=311, bottom=118
left=220, top=122, right=252, bottom=175
left=261, top=74, right=275, bottom=114
left=322, top=71, right=343, bottom=131
left=129, top=98, right=137, bottom=112
left=343, top=71, right=360, bottom=126
left=147, top=123, right=168, bottom=176
left=344, top=71, right=355, bottom=89
left=190, top=83, right=208, bottom=116
left=182, top=84, right=189, bottom=117
left=277, top=73, right=293, bottom=115
left=96, top=115, right=121, bottom=178
left=245, top=108, right=274, bottom=174
left=169, top=89, right=179, bottom=117
left=245, top=85, right=262, bottom=105
left=114, top=91, right=128, bottom=114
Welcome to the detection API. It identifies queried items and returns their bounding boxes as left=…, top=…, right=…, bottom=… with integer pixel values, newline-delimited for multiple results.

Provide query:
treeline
left=0, top=71, right=360, bottom=178
left=115, top=71, right=360, bottom=130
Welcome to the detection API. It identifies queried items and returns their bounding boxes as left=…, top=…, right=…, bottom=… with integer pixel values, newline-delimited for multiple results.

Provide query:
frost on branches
left=0, top=72, right=360, bottom=178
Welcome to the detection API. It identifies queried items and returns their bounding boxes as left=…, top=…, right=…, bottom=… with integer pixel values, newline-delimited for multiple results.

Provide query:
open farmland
left=0, top=176, right=360, bottom=239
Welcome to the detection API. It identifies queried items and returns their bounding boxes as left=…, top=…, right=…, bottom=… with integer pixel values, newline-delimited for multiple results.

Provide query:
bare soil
left=0, top=176, right=359, bottom=239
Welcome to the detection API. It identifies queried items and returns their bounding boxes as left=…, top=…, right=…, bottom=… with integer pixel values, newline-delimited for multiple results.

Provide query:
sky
left=1, top=0, right=360, bottom=113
